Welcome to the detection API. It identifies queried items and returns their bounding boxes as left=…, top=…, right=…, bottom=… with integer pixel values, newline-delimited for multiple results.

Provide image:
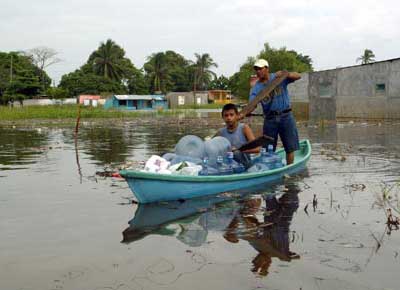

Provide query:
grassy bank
left=0, top=105, right=197, bottom=120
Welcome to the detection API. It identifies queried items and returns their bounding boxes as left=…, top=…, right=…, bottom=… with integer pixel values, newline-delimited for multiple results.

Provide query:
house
left=166, top=92, right=209, bottom=108
left=104, top=95, right=168, bottom=110
left=79, top=95, right=101, bottom=107
left=208, top=90, right=233, bottom=104
left=288, top=57, right=400, bottom=120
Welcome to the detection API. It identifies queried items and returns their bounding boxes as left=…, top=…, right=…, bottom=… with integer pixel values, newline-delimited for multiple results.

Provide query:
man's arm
left=276, top=70, right=301, bottom=81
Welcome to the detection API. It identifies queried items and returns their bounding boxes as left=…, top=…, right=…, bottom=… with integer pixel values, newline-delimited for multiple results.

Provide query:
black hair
left=221, top=103, right=238, bottom=116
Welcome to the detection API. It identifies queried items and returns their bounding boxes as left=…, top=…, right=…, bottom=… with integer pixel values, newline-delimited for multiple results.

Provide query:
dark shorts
left=263, top=112, right=299, bottom=153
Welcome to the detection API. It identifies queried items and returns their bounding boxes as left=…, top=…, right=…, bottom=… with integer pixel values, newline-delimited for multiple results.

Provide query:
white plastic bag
left=143, top=155, right=170, bottom=173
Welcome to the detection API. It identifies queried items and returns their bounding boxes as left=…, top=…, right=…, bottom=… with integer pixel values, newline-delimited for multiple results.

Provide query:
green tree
left=209, top=75, right=230, bottom=90
left=144, top=50, right=192, bottom=93
left=229, top=43, right=313, bottom=100
left=59, top=39, right=148, bottom=96
left=193, top=53, right=218, bottom=91
left=46, top=87, right=69, bottom=99
left=59, top=70, right=126, bottom=96
left=144, top=52, right=168, bottom=93
left=89, top=39, right=125, bottom=81
left=0, top=51, right=45, bottom=104
left=126, top=67, right=148, bottom=94
left=356, top=49, right=375, bottom=64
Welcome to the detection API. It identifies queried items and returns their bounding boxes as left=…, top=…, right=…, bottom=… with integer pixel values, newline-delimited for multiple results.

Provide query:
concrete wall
left=288, top=73, right=309, bottom=120
left=20, top=98, right=77, bottom=106
left=307, top=58, right=400, bottom=120
left=309, top=70, right=338, bottom=121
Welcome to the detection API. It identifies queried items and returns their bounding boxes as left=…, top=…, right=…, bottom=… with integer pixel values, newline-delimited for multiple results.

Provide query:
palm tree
left=144, top=52, right=168, bottom=93
left=356, top=49, right=376, bottom=64
left=193, top=53, right=218, bottom=91
left=91, top=39, right=125, bottom=81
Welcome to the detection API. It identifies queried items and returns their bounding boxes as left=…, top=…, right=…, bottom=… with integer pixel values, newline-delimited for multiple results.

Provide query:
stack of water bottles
left=247, top=144, right=283, bottom=173
left=198, top=152, right=246, bottom=176
left=160, top=135, right=249, bottom=176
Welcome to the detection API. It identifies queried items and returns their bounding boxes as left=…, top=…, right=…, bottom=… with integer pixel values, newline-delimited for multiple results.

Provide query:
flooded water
left=1, top=115, right=400, bottom=290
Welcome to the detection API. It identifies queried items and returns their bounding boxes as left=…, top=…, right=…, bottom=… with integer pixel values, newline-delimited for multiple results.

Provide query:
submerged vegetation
left=0, top=105, right=200, bottom=120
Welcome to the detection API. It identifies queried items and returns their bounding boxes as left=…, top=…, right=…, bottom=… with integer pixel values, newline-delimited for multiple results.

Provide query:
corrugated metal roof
left=114, top=95, right=165, bottom=101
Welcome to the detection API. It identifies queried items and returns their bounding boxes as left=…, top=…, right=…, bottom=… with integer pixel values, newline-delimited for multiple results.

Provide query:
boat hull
left=120, top=140, right=311, bottom=203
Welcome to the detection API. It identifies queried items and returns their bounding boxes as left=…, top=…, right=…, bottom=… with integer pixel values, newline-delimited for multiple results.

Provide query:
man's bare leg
left=286, top=152, right=295, bottom=165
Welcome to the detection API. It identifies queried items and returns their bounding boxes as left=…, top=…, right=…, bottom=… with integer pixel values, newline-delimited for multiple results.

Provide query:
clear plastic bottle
left=226, top=151, right=246, bottom=174
left=216, top=155, right=233, bottom=175
left=199, top=157, right=209, bottom=176
left=199, top=157, right=219, bottom=176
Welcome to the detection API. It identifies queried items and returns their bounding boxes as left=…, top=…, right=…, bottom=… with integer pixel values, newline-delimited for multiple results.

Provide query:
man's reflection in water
left=224, top=183, right=300, bottom=276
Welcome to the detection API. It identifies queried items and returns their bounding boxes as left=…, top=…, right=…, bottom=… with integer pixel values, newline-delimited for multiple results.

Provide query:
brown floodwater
left=1, top=115, right=400, bottom=290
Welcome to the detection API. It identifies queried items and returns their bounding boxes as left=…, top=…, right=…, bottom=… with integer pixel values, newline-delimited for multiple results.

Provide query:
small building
left=104, top=95, right=168, bottom=110
left=79, top=95, right=101, bottom=107
left=166, top=92, right=208, bottom=108
left=288, top=57, right=400, bottom=120
left=208, top=90, right=233, bottom=104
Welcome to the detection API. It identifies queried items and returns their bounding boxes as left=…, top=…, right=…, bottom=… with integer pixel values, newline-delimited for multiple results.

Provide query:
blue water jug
left=226, top=152, right=246, bottom=174
left=199, top=157, right=219, bottom=176
left=216, top=155, right=233, bottom=175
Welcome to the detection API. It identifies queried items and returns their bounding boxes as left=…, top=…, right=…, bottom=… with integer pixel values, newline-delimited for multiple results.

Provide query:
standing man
left=248, top=59, right=301, bottom=165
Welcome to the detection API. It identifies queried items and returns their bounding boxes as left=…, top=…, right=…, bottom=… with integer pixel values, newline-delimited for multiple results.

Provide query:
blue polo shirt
left=249, top=73, right=294, bottom=114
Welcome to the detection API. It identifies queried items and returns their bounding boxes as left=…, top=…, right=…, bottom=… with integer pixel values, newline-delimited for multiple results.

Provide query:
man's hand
left=275, top=70, right=288, bottom=78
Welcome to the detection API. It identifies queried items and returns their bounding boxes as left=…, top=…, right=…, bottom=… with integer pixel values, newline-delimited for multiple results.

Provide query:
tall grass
left=0, top=105, right=197, bottom=120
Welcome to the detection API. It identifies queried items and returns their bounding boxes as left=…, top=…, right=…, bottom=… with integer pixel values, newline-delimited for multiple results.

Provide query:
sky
left=1, top=0, right=399, bottom=84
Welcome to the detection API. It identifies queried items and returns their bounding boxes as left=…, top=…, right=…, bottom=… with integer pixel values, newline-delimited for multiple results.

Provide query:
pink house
left=79, top=95, right=101, bottom=105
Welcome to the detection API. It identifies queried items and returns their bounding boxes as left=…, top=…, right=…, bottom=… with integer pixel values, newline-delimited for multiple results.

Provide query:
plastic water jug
left=175, top=135, right=205, bottom=159
left=199, top=157, right=219, bottom=176
left=216, top=155, right=233, bottom=175
left=226, top=152, right=246, bottom=174
left=204, top=136, right=231, bottom=167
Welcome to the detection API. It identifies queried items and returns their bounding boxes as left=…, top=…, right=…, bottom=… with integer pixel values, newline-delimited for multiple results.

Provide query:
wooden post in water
left=75, top=104, right=81, bottom=136
left=74, top=104, right=82, bottom=183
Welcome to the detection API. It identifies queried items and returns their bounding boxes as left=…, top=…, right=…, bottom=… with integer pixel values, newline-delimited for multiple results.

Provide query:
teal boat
left=120, top=139, right=311, bottom=203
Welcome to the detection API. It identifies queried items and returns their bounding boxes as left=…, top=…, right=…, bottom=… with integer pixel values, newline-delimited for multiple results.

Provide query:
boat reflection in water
left=122, top=182, right=301, bottom=276
left=224, top=183, right=300, bottom=276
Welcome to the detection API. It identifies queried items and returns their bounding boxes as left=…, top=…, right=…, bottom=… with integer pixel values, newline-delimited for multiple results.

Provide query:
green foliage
left=59, top=70, right=126, bottom=96
left=258, top=43, right=313, bottom=73
left=127, top=67, right=148, bottom=94
left=88, top=39, right=126, bottom=81
left=209, top=75, right=230, bottom=90
left=228, top=57, right=256, bottom=101
left=357, top=49, right=375, bottom=64
left=46, top=87, right=69, bottom=99
left=229, top=43, right=313, bottom=100
left=59, top=39, right=146, bottom=96
left=0, top=52, right=48, bottom=104
left=144, top=51, right=192, bottom=93
left=193, top=53, right=218, bottom=91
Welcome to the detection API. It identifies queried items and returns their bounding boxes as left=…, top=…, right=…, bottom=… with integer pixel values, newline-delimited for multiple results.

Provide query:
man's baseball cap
left=254, top=59, right=269, bottom=68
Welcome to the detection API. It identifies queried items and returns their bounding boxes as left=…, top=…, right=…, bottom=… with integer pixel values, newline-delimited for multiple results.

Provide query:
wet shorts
left=263, top=112, right=300, bottom=153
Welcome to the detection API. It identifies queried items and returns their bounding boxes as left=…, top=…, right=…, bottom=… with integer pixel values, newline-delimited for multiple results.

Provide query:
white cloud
left=1, top=0, right=399, bottom=83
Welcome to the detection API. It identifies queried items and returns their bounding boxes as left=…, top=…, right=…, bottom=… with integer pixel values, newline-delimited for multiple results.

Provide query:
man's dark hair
left=222, top=103, right=239, bottom=116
